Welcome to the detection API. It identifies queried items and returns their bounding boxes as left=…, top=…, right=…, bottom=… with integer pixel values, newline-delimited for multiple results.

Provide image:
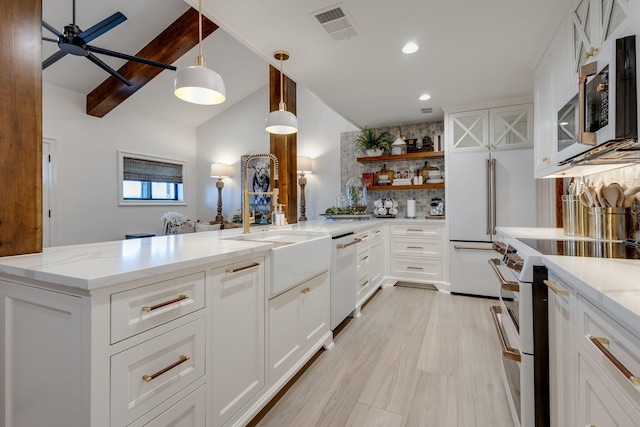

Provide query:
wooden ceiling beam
left=86, top=7, right=218, bottom=117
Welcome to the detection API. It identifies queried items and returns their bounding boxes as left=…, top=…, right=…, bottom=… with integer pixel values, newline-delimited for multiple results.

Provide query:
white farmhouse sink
left=224, top=231, right=331, bottom=296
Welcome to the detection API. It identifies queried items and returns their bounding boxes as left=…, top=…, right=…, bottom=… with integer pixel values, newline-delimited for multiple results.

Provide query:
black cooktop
left=517, top=238, right=640, bottom=260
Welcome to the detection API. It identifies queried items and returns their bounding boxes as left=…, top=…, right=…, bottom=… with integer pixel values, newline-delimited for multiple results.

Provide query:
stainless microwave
left=557, top=35, right=637, bottom=160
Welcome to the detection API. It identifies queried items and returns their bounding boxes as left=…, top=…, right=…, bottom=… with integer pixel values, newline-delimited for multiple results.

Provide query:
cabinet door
left=268, top=285, right=302, bottom=382
left=490, top=104, right=533, bottom=150
left=210, top=257, right=265, bottom=426
left=577, top=352, right=640, bottom=427
left=546, top=275, right=576, bottom=427
left=448, top=110, right=489, bottom=152
left=0, top=281, right=83, bottom=427
left=300, top=270, right=330, bottom=350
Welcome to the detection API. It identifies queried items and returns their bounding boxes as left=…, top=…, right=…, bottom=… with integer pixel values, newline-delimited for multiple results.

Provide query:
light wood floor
left=254, top=286, right=515, bottom=427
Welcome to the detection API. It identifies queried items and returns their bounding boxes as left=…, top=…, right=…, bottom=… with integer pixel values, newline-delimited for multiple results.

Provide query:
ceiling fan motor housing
left=59, top=24, right=88, bottom=56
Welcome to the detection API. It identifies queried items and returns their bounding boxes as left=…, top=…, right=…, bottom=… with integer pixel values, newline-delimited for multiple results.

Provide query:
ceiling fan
left=42, top=0, right=176, bottom=86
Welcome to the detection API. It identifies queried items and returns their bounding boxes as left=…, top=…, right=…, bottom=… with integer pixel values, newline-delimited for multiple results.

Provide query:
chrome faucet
left=242, top=153, right=279, bottom=234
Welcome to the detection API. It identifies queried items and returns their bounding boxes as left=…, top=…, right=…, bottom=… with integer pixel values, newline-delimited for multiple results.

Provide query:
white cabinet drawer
left=389, top=223, right=441, bottom=237
left=111, top=317, right=206, bottom=427
left=356, top=249, right=370, bottom=272
left=390, top=258, right=442, bottom=281
left=577, top=295, right=640, bottom=409
left=111, top=272, right=205, bottom=343
left=128, top=385, right=206, bottom=427
left=390, top=237, right=442, bottom=258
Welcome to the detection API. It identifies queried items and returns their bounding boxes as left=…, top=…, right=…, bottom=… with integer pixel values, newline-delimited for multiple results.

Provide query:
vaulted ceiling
left=42, top=0, right=562, bottom=128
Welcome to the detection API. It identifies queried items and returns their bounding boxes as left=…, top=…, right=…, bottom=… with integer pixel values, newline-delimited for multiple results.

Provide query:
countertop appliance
left=330, top=231, right=359, bottom=330
left=448, top=149, right=537, bottom=297
left=490, top=239, right=550, bottom=427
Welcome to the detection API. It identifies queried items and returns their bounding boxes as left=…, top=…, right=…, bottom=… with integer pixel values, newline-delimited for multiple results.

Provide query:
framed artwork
left=241, top=155, right=272, bottom=218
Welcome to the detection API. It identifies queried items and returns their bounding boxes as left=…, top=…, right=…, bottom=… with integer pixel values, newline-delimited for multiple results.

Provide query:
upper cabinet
left=447, top=104, right=533, bottom=153
left=569, top=0, right=632, bottom=74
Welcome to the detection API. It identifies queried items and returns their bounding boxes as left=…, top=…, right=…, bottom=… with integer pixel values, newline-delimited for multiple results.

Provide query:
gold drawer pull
left=336, top=238, right=362, bottom=249
left=488, top=259, right=519, bottom=292
left=141, top=294, right=189, bottom=312
left=361, top=256, right=369, bottom=261
left=407, top=228, right=423, bottom=232
left=407, top=246, right=424, bottom=250
left=589, top=336, right=640, bottom=386
left=226, top=262, right=260, bottom=274
left=543, top=280, right=569, bottom=296
left=300, top=287, right=311, bottom=294
left=142, top=355, right=190, bottom=382
left=454, top=245, right=494, bottom=251
left=407, top=266, right=423, bottom=271
left=490, top=306, right=521, bottom=362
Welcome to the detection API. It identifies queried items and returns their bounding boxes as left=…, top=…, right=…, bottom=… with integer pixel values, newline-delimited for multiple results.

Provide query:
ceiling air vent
left=312, top=4, right=358, bottom=41
left=421, top=108, right=434, bottom=114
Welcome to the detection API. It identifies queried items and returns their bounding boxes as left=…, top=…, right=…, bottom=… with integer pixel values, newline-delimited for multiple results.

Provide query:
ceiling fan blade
left=86, top=52, right=132, bottom=86
left=42, top=37, right=58, bottom=43
left=78, top=12, right=126, bottom=44
left=42, top=20, right=63, bottom=38
left=43, top=50, right=68, bottom=69
left=88, top=45, right=176, bottom=71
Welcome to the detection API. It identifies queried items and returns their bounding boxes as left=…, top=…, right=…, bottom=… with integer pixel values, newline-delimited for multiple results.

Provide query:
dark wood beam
left=86, top=8, right=218, bottom=117
left=269, top=65, right=298, bottom=224
left=0, top=0, right=42, bottom=256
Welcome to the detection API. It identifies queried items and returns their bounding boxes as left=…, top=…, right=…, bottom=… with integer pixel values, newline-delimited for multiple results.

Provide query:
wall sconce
left=210, top=163, right=231, bottom=222
left=297, top=156, right=313, bottom=221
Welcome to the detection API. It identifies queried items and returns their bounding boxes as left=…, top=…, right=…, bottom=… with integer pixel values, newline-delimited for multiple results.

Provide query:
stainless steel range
left=489, top=238, right=549, bottom=427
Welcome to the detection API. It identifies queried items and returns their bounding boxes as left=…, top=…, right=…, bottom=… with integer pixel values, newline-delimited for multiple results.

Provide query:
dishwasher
left=330, top=232, right=359, bottom=330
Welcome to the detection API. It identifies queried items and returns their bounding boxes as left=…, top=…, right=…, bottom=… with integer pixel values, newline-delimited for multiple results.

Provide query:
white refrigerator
left=447, top=149, right=536, bottom=297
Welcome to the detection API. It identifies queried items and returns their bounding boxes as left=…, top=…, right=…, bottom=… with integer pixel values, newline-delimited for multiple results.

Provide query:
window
left=118, top=151, right=186, bottom=205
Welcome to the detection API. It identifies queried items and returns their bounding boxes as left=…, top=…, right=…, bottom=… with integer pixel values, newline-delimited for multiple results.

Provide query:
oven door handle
left=490, top=306, right=522, bottom=362
left=488, top=259, right=520, bottom=292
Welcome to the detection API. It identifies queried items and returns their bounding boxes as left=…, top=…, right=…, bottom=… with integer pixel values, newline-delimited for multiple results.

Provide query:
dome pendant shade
left=265, top=102, right=298, bottom=134
left=266, top=50, right=298, bottom=134
left=174, top=65, right=226, bottom=105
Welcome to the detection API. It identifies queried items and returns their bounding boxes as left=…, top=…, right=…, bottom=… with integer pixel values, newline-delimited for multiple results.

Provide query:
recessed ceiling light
left=418, top=93, right=431, bottom=101
left=402, top=42, right=419, bottom=54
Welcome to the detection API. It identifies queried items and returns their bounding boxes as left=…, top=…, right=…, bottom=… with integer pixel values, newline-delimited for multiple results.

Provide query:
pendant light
left=265, top=50, right=298, bottom=134
left=173, top=0, right=226, bottom=105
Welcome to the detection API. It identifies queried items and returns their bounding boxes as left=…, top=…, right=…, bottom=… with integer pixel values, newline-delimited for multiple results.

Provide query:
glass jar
left=345, top=177, right=367, bottom=210
left=429, top=197, right=444, bottom=216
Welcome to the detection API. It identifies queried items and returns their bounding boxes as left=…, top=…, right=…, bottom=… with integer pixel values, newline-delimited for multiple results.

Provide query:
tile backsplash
left=340, top=121, right=445, bottom=218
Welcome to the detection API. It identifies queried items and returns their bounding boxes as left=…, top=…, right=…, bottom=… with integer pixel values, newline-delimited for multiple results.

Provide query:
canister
left=587, top=207, right=629, bottom=240
left=562, top=195, right=587, bottom=236
left=406, top=198, right=416, bottom=218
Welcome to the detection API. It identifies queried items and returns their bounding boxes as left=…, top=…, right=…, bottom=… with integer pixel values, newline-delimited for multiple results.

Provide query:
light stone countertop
left=497, top=226, right=640, bottom=336
left=0, top=217, right=444, bottom=292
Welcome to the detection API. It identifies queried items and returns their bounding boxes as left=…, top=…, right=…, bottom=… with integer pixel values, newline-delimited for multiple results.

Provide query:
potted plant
left=354, top=126, right=391, bottom=156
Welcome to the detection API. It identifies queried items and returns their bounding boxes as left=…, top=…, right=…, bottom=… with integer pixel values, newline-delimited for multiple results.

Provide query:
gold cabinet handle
left=542, top=156, right=551, bottom=162
left=543, top=280, right=569, bottom=296
left=336, top=238, right=362, bottom=249
left=490, top=306, right=521, bottom=362
left=454, top=245, right=494, bottom=251
left=407, top=246, right=424, bottom=250
left=407, top=266, right=424, bottom=271
left=226, top=262, right=260, bottom=274
left=585, top=46, right=599, bottom=59
left=300, top=287, right=311, bottom=294
left=407, top=228, right=423, bottom=232
left=589, top=336, right=640, bottom=386
left=142, top=355, right=190, bottom=382
left=142, top=294, right=189, bottom=312
left=488, top=259, right=519, bottom=292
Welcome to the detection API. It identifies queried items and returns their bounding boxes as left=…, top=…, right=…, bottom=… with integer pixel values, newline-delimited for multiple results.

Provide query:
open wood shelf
left=367, top=183, right=445, bottom=191
left=356, top=151, right=444, bottom=163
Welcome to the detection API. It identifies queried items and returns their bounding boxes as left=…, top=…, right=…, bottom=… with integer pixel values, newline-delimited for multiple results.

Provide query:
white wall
left=43, top=83, right=197, bottom=245
left=196, top=85, right=358, bottom=223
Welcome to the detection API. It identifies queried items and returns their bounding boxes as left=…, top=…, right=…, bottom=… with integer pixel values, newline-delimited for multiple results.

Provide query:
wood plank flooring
left=254, top=286, right=515, bottom=427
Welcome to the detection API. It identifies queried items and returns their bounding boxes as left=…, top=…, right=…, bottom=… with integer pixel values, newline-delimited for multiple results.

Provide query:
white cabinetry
left=447, top=104, right=533, bottom=153
left=544, top=274, right=576, bottom=427
left=268, top=270, right=330, bottom=382
left=368, top=226, right=384, bottom=288
left=388, top=222, right=445, bottom=288
left=569, top=0, right=632, bottom=74
left=210, top=257, right=265, bottom=427
left=0, top=280, right=83, bottom=427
